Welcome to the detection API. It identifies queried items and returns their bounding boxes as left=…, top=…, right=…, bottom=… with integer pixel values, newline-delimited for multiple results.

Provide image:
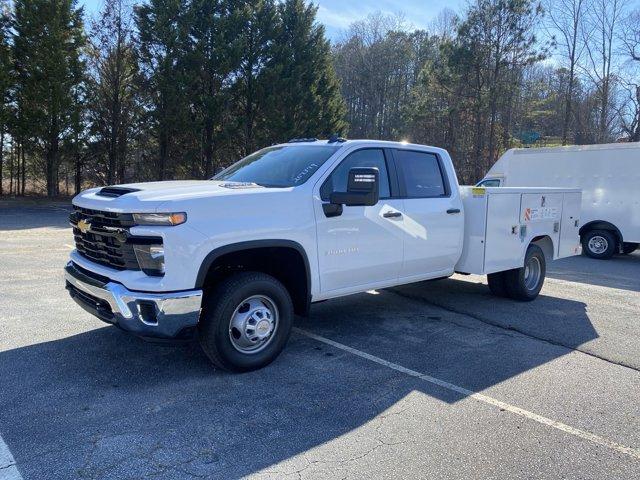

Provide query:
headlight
left=133, top=212, right=187, bottom=226
left=133, top=243, right=165, bottom=276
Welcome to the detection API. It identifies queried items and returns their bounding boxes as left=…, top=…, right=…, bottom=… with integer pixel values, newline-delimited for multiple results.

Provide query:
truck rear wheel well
left=531, top=235, right=554, bottom=262
left=579, top=221, right=622, bottom=244
left=197, top=242, right=310, bottom=316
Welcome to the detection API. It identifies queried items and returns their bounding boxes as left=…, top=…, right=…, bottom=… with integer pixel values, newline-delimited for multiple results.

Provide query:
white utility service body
left=456, top=186, right=582, bottom=274
left=479, top=143, right=640, bottom=258
left=64, top=139, right=581, bottom=371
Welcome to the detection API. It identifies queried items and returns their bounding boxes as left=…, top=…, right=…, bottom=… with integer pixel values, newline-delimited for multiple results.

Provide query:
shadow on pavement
left=388, top=277, right=599, bottom=352
left=547, top=253, right=640, bottom=292
left=0, top=204, right=72, bottom=231
left=0, top=287, right=596, bottom=479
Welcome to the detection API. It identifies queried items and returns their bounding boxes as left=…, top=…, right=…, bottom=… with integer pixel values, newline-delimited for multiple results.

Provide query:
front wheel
left=198, top=272, right=294, bottom=372
left=582, top=229, right=616, bottom=259
left=503, top=245, right=546, bottom=301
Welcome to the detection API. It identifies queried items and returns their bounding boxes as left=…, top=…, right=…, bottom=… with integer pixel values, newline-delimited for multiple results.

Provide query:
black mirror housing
left=329, top=167, right=380, bottom=207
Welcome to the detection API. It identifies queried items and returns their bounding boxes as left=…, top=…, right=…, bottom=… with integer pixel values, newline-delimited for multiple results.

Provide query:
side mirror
left=329, top=167, right=380, bottom=207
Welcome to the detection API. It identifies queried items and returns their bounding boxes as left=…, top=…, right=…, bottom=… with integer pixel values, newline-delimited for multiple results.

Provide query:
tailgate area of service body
left=455, top=187, right=582, bottom=275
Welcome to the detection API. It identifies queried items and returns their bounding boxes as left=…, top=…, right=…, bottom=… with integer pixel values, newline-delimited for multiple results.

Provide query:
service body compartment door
left=455, top=187, right=487, bottom=274
left=484, top=193, right=522, bottom=273
left=520, top=193, right=563, bottom=257
left=558, top=192, right=582, bottom=258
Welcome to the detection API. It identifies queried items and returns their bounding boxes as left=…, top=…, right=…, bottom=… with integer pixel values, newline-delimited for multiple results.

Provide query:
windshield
left=213, top=145, right=341, bottom=187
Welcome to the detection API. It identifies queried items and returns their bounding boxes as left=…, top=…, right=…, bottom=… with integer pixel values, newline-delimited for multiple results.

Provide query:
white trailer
left=478, top=143, right=640, bottom=259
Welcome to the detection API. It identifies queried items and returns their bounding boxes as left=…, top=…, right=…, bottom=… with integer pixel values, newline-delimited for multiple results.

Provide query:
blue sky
left=79, top=0, right=467, bottom=40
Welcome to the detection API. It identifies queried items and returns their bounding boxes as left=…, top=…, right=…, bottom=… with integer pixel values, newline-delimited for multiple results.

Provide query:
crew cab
left=65, top=139, right=582, bottom=371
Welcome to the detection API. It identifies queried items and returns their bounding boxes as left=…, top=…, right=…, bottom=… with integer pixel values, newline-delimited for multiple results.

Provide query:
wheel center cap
left=255, top=319, right=272, bottom=339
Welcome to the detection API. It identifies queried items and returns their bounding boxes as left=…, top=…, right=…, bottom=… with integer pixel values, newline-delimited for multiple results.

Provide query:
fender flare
left=194, top=240, right=312, bottom=313
left=579, top=221, right=622, bottom=243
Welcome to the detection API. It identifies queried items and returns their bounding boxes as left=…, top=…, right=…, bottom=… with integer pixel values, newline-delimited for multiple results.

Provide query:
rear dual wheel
left=487, top=245, right=546, bottom=301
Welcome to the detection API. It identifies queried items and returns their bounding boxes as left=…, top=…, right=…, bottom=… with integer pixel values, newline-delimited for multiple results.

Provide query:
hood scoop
left=96, top=186, right=141, bottom=198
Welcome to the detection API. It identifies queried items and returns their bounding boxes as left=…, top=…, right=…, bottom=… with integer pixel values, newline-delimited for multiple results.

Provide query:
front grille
left=70, top=206, right=140, bottom=271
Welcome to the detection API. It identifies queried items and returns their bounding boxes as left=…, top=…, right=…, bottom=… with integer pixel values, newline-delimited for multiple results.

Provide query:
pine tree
left=13, top=0, right=85, bottom=197
left=135, top=0, right=190, bottom=180
left=88, top=0, right=139, bottom=185
left=228, top=0, right=278, bottom=155
left=184, top=0, right=234, bottom=176
left=269, top=0, right=346, bottom=140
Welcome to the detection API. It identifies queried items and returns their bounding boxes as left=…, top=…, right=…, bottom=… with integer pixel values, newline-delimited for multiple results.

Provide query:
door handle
left=383, top=211, right=402, bottom=218
left=446, top=208, right=461, bottom=214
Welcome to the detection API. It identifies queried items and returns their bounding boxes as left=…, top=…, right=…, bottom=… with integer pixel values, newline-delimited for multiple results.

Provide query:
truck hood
left=73, top=180, right=290, bottom=212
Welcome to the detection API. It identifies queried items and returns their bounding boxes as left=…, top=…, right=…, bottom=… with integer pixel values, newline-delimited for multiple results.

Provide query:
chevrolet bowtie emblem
left=77, top=219, right=91, bottom=234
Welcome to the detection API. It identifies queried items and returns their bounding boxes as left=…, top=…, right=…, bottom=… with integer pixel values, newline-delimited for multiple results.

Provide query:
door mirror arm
left=322, top=203, right=343, bottom=218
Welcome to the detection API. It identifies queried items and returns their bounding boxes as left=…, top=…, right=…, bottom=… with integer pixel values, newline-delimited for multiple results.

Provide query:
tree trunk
left=0, top=129, right=3, bottom=196
left=46, top=136, right=60, bottom=198
left=118, top=128, right=127, bottom=183
left=16, top=141, right=21, bottom=196
left=9, top=139, right=14, bottom=195
left=204, top=115, right=214, bottom=177
left=562, top=70, right=575, bottom=146
left=75, top=149, right=82, bottom=195
left=158, top=129, right=167, bottom=181
left=21, top=141, right=26, bottom=195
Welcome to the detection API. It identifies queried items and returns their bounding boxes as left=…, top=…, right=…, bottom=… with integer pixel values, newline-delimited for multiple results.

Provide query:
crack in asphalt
left=387, top=288, right=640, bottom=375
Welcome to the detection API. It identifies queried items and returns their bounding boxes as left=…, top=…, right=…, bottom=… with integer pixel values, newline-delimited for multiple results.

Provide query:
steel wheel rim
left=229, top=295, right=279, bottom=354
left=524, top=256, right=541, bottom=291
left=588, top=235, right=608, bottom=255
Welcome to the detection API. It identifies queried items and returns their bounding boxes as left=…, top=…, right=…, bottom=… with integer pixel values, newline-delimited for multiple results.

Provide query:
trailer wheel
left=487, top=272, right=508, bottom=297
left=582, top=229, right=616, bottom=259
left=622, top=242, right=638, bottom=255
left=504, top=245, right=546, bottom=301
left=198, top=271, right=293, bottom=372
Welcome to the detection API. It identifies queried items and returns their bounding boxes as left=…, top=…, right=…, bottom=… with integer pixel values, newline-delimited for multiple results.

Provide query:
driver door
left=313, top=148, right=404, bottom=294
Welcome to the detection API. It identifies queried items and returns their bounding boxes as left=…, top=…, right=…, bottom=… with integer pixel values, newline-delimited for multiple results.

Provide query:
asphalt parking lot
left=1, top=200, right=639, bottom=479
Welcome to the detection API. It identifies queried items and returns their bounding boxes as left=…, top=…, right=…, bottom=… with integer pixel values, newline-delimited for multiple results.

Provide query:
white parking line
left=294, top=328, right=640, bottom=461
left=0, top=435, right=22, bottom=480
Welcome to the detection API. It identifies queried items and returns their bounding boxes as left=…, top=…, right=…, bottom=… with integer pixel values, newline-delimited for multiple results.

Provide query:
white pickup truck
left=65, top=139, right=582, bottom=371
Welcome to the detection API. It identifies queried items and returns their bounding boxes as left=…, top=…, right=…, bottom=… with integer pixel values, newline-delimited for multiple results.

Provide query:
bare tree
left=544, top=0, right=586, bottom=144
left=621, top=8, right=640, bottom=61
left=582, top=0, right=628, bottom=142
left=429, top=8, right=459, bottom=41
left=618, top=8, right=640, bottom=141
left=333, top=13, right=428, bottom=139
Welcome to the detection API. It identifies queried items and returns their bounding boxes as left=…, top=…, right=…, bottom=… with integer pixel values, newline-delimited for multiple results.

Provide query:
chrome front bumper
left=64, top=262, right=202, bottom=339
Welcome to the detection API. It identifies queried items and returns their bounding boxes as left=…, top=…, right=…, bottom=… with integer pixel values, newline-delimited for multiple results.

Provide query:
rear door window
left=394, top=150, right=448, bottom=198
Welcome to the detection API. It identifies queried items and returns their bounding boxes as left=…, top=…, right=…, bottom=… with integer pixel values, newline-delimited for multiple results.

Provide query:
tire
left=487, top=271, right=508, bottom=297
left=198, top=271, right=294, bottom=372
left=581, top=229, right=616, bottom=259
left=622, top=242, right=638, bottom=255
left=504, top=245, right=546, bottom=301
